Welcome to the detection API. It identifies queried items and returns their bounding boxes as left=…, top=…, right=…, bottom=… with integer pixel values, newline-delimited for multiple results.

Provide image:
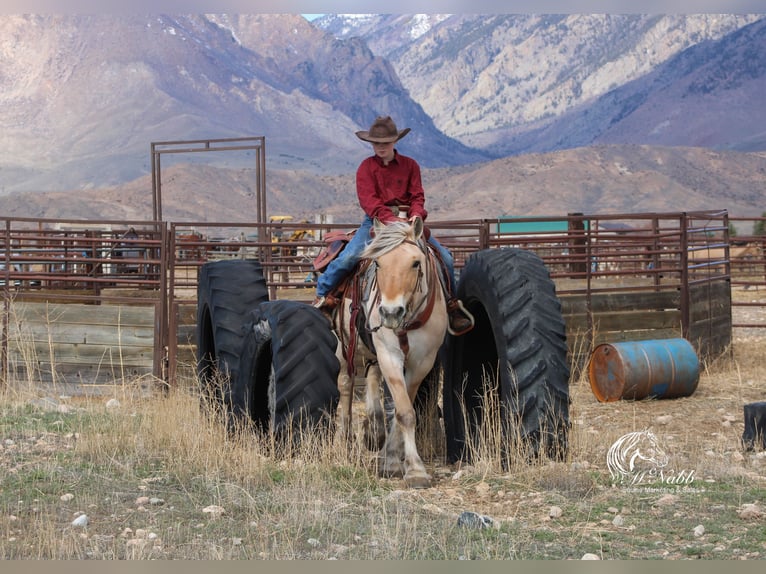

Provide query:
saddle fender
left=312, top=230, right=355, bottom=272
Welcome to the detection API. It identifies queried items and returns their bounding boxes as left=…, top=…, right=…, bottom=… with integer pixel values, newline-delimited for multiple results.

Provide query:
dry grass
left=1, top=330, right=765, bottom=559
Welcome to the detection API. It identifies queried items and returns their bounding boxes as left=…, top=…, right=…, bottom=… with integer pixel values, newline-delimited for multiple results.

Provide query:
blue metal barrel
left=588, top=338, right=700, bottom=402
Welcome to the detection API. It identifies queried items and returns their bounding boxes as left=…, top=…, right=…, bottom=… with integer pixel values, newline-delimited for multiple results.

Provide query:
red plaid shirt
left=355, top=151, right=428, bottom=223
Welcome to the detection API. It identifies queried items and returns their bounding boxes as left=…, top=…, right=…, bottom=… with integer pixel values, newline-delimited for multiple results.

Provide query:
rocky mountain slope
left=0, top=14, right=482, bottom=193
left=1, top=14, right=766, bottom=223
left=317, top=14, right=764, bottom=154
left=1, top=145, right=763, bottom=223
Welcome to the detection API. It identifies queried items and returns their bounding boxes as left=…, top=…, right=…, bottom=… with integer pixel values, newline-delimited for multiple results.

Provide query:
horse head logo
left=606, top=430, right=669, bottom=484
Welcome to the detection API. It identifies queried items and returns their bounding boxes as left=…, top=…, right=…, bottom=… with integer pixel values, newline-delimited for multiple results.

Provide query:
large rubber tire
left=443, top=248, right=570, bottom=464
left=238, top=300, right=340, bottom=436
left=196, top=260, right=269, bottom=424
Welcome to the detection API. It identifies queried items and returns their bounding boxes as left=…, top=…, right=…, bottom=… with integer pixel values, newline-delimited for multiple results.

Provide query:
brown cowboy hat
left=355, top=116, right=411, bottom=143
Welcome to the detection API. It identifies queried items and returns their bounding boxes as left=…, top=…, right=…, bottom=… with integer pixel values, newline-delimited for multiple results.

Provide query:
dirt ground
left=1, top=292, right=764, bottom=559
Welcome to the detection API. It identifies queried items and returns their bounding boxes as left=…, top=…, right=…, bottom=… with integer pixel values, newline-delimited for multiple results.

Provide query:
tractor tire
left=196, top=260, right=269, bottom=425
left=443, top=248, right=570, bottom=464
left=238, top=300, right=340, bottom=436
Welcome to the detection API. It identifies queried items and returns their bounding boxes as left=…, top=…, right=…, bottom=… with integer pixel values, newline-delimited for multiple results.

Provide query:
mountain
left=2, top=14, right=766, bottom=223
left=482, top=17, right=766, bottom=156
left=0, top=14, right=483, bottom=194
left=1, top=145, right=764, bottom=222
left=315, top=14, right=765, bottom=154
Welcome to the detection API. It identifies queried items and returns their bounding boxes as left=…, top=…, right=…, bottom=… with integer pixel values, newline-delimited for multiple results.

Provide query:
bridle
left=366, top=238, right=439, bottom=356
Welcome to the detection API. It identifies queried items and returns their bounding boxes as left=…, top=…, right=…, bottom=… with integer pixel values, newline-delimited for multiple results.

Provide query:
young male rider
left=313, top=115, right=474, bottom=335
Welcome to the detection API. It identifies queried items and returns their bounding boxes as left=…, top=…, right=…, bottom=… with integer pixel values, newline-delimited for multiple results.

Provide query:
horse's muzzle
left=379, top=304, right=406, bottom=329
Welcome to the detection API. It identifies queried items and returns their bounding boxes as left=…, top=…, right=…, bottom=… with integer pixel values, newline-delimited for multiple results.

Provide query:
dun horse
left=333, top=218, right=448, bottom=488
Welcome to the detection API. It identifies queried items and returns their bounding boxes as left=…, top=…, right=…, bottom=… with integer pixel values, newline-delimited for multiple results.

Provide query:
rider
left=313, top=115, right=474, bottom=336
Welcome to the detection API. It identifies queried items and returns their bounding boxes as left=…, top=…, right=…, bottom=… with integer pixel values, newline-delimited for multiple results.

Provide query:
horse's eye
left=412, top=260, right=421, bottom=269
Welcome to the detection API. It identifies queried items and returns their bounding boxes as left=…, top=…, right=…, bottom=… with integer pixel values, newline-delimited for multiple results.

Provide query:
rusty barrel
left=588, top=338, right=700, bottom=402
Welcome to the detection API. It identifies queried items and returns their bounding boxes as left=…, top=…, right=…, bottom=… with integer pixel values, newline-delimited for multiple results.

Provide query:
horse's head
left=363, top=218, right=428, bottom=330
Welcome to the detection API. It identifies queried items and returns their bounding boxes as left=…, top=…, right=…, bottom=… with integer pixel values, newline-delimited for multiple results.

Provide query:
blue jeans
left=316, top=215, right=456, bottom=297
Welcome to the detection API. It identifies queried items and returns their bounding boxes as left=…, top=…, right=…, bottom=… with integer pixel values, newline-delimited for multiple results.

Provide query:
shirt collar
left=373, top=149, right=399, bottom=167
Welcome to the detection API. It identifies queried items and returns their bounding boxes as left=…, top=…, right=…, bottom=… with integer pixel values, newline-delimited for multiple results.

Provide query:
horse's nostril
left=381, top=305, right=405, bottom=323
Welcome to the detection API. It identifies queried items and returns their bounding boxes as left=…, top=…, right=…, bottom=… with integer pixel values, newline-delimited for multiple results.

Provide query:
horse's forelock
left=362, top=221, right=414, bottom=259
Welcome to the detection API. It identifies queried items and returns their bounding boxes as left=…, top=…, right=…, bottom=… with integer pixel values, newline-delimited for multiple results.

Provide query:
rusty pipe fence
left=2, top=211, right=764, bottom=387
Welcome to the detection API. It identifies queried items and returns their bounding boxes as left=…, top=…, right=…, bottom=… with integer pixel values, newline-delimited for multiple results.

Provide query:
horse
left=332, top=217, right=448, bottom=488
left=606, top=430, right=669, bottom=484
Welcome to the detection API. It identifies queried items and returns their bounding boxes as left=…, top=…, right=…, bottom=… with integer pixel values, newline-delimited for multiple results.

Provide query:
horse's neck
left=359, top=260, right=377, bottom=303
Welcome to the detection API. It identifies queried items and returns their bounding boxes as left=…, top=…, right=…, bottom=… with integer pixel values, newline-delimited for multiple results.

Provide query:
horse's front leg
left=377, top=354, right=431, bottom=489
left=363, top=361, right=386, bottom=451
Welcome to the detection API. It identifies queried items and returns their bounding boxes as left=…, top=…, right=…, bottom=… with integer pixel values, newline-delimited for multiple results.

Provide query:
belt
left=390, top=205, right=410, bottom=218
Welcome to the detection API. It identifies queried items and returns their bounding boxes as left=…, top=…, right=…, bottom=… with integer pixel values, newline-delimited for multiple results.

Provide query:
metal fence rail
left=2, top=211, right=764, bottom=387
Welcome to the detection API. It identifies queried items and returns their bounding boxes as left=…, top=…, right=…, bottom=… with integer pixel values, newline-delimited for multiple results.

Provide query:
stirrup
left=447, top=299, right=474, bottom=336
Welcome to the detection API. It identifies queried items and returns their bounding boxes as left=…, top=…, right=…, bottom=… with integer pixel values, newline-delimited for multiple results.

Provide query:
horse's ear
left=411, top=216, right=424, bottom=240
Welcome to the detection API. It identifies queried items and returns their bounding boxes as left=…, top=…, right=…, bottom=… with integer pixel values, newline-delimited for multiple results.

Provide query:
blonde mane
left=361, top=220, right=416, bottom=259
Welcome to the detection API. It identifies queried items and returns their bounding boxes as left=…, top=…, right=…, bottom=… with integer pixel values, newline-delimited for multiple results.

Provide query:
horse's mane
left=361, top=220, right=416, bottom=259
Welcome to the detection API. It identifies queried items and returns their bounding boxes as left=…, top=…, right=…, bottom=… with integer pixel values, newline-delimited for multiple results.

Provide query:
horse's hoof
left=379, top=467, right=404, bottom=479
left=378, top=460, right=405, bottom=479
left=404, top=473, right=432, bottom=489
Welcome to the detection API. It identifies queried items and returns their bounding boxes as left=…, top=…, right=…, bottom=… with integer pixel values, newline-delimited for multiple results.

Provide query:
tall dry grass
left=1, top=324, right=765, bottom=558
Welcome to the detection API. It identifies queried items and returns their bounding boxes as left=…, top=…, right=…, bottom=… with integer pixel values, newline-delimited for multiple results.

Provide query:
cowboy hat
left=355, top=116, right=411, bottom=143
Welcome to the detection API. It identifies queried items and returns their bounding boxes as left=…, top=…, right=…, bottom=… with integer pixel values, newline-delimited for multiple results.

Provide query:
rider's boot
left=312, top=294, right=337, bottom=321
left=446, top=298, right=474, bottom=336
